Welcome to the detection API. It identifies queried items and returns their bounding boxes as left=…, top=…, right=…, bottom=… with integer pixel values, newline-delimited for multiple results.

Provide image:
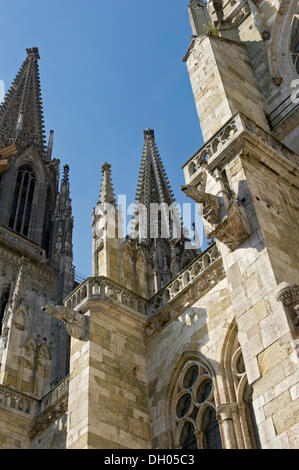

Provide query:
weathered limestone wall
left=146, top=276, right=234, bottom=448
left=220, top=152, right=299, bottom=448
left=66, top=301, right=151, bottom=449
left=185, top=34, right=269, bottom=142
left=0, top=407, right=31, bottom=449
left=30, top=413, right=67, bottom=449
left=0, top=247, right=69, bottom=395
left=241, top=157, right=299, bottom=285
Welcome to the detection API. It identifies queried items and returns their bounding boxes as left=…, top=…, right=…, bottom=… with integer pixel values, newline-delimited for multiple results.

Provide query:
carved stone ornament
left=207, top=199, right=251, bottom=251
left=181, top=169, right=221, bottom=226
left=275, top=282, right=299, bottom=329
left=216, top=402, right=239, bottom=423
left=42, top=305, right=89, bottom=341
left=181, top=174, right=251, bottom=250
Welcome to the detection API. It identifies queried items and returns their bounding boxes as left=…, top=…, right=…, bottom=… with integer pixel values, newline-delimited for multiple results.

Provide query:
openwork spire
left=0, top=47, right=46, bottom=154
left=135, top=129, right=175, bottom=209
left=98, top=162, right=116, bottom=206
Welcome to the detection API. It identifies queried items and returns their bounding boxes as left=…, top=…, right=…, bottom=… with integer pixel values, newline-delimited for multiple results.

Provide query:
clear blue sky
left=0, top=0, right=206, bottom=277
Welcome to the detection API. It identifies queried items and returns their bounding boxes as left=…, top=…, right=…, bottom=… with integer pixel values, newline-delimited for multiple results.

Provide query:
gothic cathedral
left=0, top=1, right=298, bottom=450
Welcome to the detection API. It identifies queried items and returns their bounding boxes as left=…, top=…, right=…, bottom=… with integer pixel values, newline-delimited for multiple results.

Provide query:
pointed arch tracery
left=170, top=357, right=222, bottom=449
left=9, top=165, right=36, bottom=237
left=222, top=322, right=262, bottom=449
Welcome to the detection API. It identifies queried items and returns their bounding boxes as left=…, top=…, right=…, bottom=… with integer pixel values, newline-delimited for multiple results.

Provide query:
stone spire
left=135, top=129, right=175, bottom=208
left=98, top=162, right=116, bottom=206
left=132, top=129, right=181, bottom=240
left=0, top=47, right=46, bottom=154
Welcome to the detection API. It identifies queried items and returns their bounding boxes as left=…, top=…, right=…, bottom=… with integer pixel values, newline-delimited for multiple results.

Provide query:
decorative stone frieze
left=29, top=395, right=68, bottom=440
left=42, top=305, right=89, bottom=341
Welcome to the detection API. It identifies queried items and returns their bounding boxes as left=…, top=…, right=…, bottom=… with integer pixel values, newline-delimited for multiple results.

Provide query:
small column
left=216, top=403, right=238, bottom=449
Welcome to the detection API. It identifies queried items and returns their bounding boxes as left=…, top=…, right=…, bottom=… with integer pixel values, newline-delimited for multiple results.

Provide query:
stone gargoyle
left=42, top=304, right=89, bottom=341
left=180, top=170, right=221, bottom=226
left=181, top=171, right=251, bottom=251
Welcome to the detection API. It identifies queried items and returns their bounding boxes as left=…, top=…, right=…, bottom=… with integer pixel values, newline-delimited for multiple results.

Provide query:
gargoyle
left=42, top=305, right=89, bottom=341
left=180, top=184, right=221, bottom=225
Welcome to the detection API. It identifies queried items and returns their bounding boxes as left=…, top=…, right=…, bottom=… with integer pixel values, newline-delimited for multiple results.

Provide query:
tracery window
left=290, top=16, right=299, bottom=75
left=9, top=165, right=36, bottom=237
left=0, top=285, right=10, bottom=335
left=229, top=331, right=261, bottom=449
left=171, top=360, right=222, bottom=449
left=41, top=187, right=53, bottom=255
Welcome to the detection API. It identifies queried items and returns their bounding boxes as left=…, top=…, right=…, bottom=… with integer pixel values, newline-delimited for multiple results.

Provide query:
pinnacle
left=135, top=129, right=175, bottom=208
left=0, top=48, right=46, bottom=154
left=98, top=162, right=116, bottom=206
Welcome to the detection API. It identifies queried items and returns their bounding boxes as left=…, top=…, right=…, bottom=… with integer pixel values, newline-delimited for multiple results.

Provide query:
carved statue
left=181, top=184, right=221, bottom=225
left=181, top=169, right=251, bottom=251
left=42, top=305, right=88, bottom=341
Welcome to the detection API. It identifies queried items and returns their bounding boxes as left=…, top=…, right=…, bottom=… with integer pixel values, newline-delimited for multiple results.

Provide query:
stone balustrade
left=182, top=112, right=298, bottom=186
left=64, top=276, right=147, bottom=315
left=40, top=376, right=69, bottom=414
left=64, top=245, right=221, bottom=319
left=148, top=243, right=220, bottom=316
left=0, top=384, right=38, bottom=416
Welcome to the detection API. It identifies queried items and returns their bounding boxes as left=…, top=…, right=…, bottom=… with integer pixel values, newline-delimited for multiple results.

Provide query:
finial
left=47, top=130, right=54, bottom=159
left=144, top=128, right=155, bottom=139
left=26, top=47, right=40, bottom=60
left=63, top=164, right=69, bottom=181
left=101, top=162, right=111, bottom=173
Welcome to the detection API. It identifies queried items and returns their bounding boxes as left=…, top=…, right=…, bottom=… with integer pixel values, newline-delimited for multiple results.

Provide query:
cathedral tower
left=0, top=47, right=74, bottom=423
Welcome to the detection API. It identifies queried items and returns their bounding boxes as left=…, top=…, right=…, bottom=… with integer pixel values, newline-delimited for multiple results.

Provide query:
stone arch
left=163, top=350, right=221, bottom=449
left=220, top=320, right=261, bottom=449
left=268, top=0, right=299, bottom=87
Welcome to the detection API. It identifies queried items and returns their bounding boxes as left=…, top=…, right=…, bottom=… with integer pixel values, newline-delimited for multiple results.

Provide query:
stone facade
left=0, top=0, right=298, bottom=450
left=0, top=48, right=74, bottom=448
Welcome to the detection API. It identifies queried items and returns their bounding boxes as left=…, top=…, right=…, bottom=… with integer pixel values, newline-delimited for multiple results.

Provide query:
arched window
left=226, top=326, right=262, bottom=449
left=0, top=285, right=10, bottom=335
left=41, top=187, right=53, bottom=255
left=9, top=166, right=36, bottom=237
left=291, top=16, right=299, bottom=75
left=171, top=359, right=222, bottom=449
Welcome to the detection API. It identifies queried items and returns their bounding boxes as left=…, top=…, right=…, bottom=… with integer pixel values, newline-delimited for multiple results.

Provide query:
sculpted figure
left=42, top=304, right=88, bottom=341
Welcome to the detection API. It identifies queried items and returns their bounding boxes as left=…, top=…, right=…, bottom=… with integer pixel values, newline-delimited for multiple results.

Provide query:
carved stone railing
left=64, top=276, right=147, bottom=315
left=148, top=243, right=221, bottom=317
left=40, top=376, right=69, bottom=414
left=182, top=112, right=298, bottom=186
left=0, top=384, right=38, bottom=417
left=0, top=225, right=46, bottom=260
